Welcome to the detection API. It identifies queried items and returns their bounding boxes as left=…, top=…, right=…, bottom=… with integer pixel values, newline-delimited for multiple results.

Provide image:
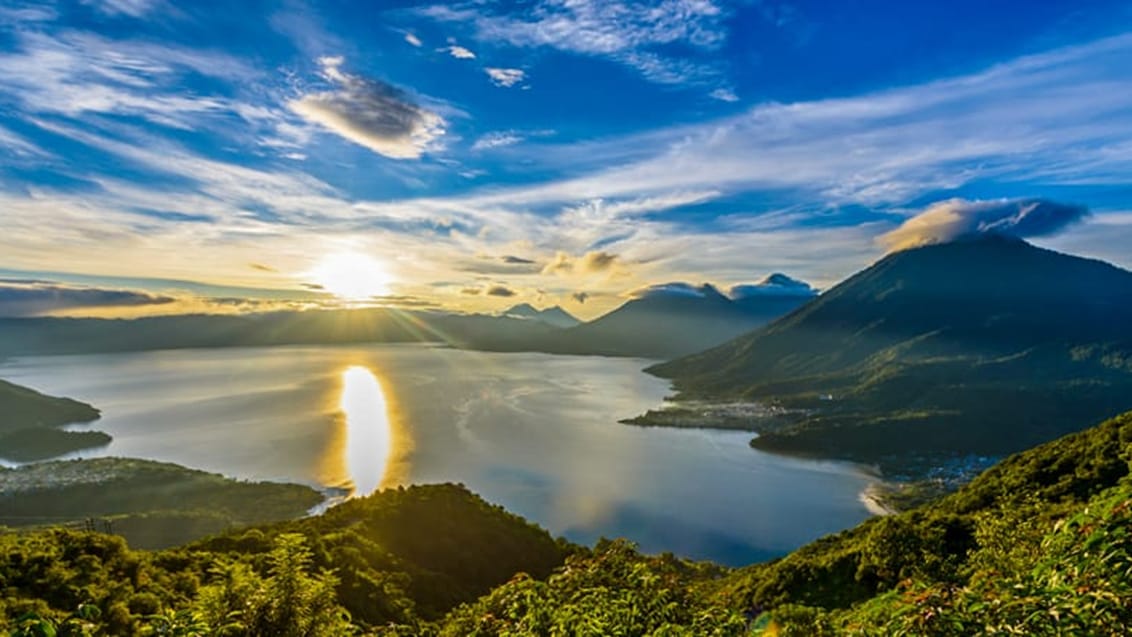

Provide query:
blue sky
left=0, top=0, right=1131, bottom=317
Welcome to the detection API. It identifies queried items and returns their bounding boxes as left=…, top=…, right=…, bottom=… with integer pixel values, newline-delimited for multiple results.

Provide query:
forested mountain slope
left=650, top=236, right=1132, bottom=466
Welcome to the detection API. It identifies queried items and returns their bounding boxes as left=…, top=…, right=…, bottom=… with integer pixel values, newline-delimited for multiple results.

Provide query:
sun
left=307, top=252, right=394, bottom=302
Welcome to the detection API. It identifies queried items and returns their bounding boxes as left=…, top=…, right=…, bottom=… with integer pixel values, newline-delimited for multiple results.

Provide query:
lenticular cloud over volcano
left=880, top=198, right=1090, bottom=252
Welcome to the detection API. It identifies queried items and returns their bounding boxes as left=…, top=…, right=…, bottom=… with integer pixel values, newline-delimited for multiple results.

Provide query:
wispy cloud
left=471, top=129, right=555, bottom=150
left=80, top=0, right=167, bottom=18
left=0, top=4, right=57, bottom=24
left=423, top=0, right=730, bottom=86
left=289, top=56, right=446, bottom=159
left=0, top=124, right=50, bottom=159
left=459, top=33, right=1132, bottom=209
left=472, top=130, right=524, bottom=150
left=404, top=32, right=422, bottom=47
left=709, top=87, right=738, bottom=102
left=0, top=30, right=255, bottom=129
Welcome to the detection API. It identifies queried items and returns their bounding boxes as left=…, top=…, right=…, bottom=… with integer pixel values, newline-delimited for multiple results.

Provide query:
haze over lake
left=0, top=344, right=875, bottom=565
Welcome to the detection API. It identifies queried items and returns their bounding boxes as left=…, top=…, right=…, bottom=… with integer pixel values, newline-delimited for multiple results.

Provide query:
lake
left=0, top=344, right=877, bottom=565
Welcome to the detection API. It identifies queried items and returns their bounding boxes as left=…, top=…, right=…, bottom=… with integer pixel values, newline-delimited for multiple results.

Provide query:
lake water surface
left=0, top=344, right=876, bottom=565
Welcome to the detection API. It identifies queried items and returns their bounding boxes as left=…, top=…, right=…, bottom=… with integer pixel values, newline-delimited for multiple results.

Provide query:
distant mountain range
left=0, top=275, right=815, bottom=362
left=465, top=277, right=817, bottom=359
left=0, top=308, right=559, bottom=357
left=501, top=303, right=581, bottom=329
left=540, top=281, right=814, bottom=358
left=649, top=234, right=1132, bottom=468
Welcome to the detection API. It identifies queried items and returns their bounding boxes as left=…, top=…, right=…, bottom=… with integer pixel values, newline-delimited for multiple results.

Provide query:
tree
left=193, top=534, right=353, bottom=636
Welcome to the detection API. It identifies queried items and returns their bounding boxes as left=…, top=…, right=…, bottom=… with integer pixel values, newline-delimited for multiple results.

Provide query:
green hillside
left=3, top=411, right=1131, bottom=635
left=431, top=410, right=1132, bottom=635
left=0, top=379, right=107, bottom=461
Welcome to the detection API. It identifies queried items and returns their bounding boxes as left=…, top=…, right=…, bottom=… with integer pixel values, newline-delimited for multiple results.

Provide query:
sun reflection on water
left=339, top=365, right=393, bottom=496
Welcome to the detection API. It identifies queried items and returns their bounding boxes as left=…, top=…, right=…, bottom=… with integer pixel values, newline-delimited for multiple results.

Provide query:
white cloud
left=446, top=45, right=477, bottom=59
left=878, top=198, right=1089, bottom=252
left=405, top=32, right=422, bottom=47
left=289, top=56, right=446, bottom=159
left=485, top=67, right=526, bottom=87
